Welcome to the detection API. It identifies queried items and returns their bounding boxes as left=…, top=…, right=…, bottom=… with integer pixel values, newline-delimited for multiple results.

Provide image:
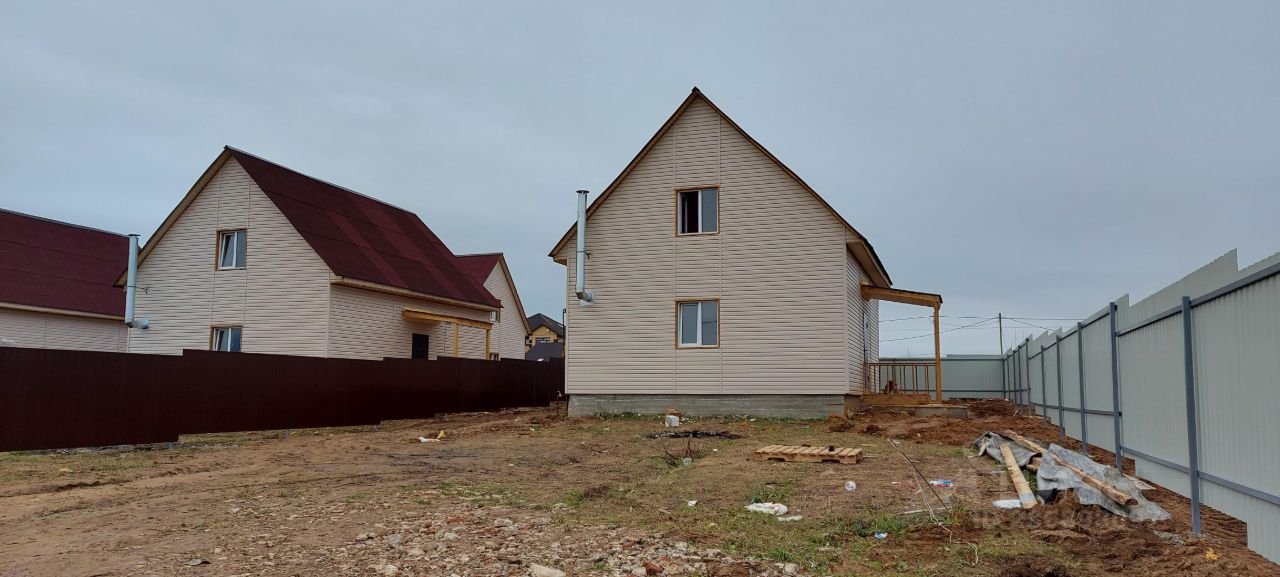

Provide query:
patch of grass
left=748, top=480, right=793, bottom=504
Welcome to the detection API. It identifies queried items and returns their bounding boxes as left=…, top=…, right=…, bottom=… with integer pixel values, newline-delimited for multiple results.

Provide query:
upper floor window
left=677, top=300, right=719, bottom=347
left=678, top=188, right=718, bottom=235
left=218, top=230, right=247, bottom=269
left=211, top=326, right=242, bottom=352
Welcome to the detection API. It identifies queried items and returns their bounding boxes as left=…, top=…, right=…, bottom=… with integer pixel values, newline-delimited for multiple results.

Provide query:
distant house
left=454, top=253, right=531, bottom=359
left=525, top=341, right=564, bottom=362
left=549, top=89, right=937, bottom=417
left=526, top=312, right=564, bottom=348
left=124, top=147, right=520, bottom=360
left=0, top=209, right=127, bottom=351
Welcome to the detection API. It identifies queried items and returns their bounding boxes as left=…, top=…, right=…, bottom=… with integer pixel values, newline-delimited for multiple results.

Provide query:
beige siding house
left=549, top=89, right=897, bottom=417
left=0, top=209, right=128, bottom=352
left=126, top=148, right=527, bottom=360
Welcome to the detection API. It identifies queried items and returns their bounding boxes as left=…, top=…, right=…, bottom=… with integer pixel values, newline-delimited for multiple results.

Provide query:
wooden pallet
left=753, top=445, right=863, bottom=464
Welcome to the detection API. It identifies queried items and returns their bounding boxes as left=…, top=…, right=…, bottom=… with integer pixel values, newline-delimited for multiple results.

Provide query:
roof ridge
left=0, top=208, right=127, bottom=238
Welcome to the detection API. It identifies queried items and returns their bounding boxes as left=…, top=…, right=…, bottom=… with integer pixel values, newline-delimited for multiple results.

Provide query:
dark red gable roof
left=226, top=149, right=500, bottom=308
left=0, top=209, right=127, bottom=317
left=454, top=253, right=501, bottom=284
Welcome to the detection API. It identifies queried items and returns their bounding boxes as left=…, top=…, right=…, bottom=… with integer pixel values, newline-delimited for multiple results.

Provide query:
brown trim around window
left=215, top=228, right=247, bottom=270
left=674, top=298, right=721, bottom=349
left=673, top=186, right=721, bottom=237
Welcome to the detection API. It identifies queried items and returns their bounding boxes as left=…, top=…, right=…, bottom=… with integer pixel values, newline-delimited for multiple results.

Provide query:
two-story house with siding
left=549, top=88, right=933, bottom=418
left=123, top=147, right=528, bottom=360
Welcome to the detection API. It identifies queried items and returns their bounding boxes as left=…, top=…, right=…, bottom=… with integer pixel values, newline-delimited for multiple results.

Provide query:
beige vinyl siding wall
left=127, top=159, right=332, bottom=356
left=845, top=253, right=880, bottom=392
left=560, top=99, right=849, bottom=395
left=0, top=308, right=126, bottom=352
left=327, top=284, right=492, bottom=360
left=481, top=266, right=528, bottom=360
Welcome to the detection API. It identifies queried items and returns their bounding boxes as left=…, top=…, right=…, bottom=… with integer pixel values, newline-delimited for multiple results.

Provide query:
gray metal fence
left=876, top=355, right=1005, bottom=399
left=1001, top=250, right=1280, bottom=563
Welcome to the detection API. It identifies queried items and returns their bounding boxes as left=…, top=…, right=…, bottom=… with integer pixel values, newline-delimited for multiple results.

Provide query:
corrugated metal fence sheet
left=1000, top=250, right=1280, bottom=563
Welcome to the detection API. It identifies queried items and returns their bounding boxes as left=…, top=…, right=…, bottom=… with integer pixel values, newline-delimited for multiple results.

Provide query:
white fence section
left=1001, top=250, right=1280, bottom=563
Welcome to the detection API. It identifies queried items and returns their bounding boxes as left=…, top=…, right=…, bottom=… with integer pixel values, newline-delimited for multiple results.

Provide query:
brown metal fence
left=0, top=347, right=564, bottom=452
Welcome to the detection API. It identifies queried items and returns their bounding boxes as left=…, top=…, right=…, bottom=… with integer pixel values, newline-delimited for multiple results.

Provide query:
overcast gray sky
left=3, top=1, right=1277, bottom=356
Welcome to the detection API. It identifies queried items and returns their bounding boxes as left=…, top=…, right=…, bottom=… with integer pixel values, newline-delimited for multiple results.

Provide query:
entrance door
left=411, top=333, right=430, bottom=359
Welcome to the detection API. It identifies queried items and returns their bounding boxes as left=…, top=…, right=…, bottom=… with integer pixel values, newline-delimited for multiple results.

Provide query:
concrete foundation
left=567, top=394, right=846, bottom=419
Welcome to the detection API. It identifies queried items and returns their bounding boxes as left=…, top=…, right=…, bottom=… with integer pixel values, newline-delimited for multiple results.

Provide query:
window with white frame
left=677, top=189, right=718, bottom=234
left=218, top=230, right=247, bottom=269
left=211, top=326, right=242, bottom=352
left=677, top=300, right=718, bottom=347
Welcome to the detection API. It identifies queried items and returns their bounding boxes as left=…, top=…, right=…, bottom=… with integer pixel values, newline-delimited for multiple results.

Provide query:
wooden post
left=1001, top=443, right=1037, bottom=509
left=933, top=304, right=942, bottom=401
left=453, top=321, right=460, bottom=357
left=485, top=328, right=491, bottom=359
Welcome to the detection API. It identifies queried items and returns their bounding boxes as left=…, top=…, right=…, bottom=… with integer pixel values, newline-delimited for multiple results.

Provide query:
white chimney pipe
left=124, top=234, right=149, bottom=329
left=575, top=190, right=593, bottom=304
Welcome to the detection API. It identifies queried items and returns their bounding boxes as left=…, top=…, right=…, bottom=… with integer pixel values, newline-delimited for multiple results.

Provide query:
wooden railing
left=863, top=361, right=937, bottom=396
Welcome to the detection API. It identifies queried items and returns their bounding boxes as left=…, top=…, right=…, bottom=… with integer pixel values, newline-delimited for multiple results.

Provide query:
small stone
left=494, top=518, right=515, bottom=528
left=185, top=558, right=209, bottom=566
left=643, top=561, right=664, bottom=574
left=782, top=562, right=799, bottom=575
left=381, top=564, right=399, bottom=576
left=529, top=563, right=566, bottom=577
left=385, top=534, right=403, bottom=549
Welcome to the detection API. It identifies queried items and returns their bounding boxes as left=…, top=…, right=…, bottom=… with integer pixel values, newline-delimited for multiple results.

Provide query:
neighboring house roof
left=547, top=88, right=891, bottom=288
left=125, top=147, right=499, bottom=309
left=525, top=341, right=564, bottom=361
left=455, top=252, right=532, bottom=334
left=527, top=312, right=565, bottom=337
left=0, top=208, right=127, bottom=318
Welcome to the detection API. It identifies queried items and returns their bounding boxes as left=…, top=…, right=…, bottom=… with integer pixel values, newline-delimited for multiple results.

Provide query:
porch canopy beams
left=860, top=286, right=945, bottom=401
left=402, top=308, right=494, bottom=358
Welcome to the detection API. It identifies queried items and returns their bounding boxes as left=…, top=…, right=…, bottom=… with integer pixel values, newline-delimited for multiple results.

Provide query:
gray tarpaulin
left=1037, top=444, right=1170, bottom=521
left=972, top=432, right=1037, bottom=467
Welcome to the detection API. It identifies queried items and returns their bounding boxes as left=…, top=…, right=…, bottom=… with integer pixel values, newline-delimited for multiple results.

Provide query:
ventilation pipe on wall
left=124, top=234, right=149, bottom=329
left=575, top=190, right=594, bottom=304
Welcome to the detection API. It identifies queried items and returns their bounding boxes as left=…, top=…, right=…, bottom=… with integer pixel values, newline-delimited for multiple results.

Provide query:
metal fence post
left=1181, top=296, right=1202, bottom=535
left=1055, top=334, right=1065, bottom=441
left=1039, top=345, right=1047, bottom=420
left=1109, top=301, right=1123, bottom=469
left=1078, top=321, right=1088, bottom=454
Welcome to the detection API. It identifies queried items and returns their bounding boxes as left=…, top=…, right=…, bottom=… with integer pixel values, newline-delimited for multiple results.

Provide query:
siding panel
left=0, top=308, right=125, bottom=352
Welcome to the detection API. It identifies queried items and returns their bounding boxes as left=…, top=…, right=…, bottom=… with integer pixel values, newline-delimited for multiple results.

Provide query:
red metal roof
left=454, top=253, right=501, bottom=284
left=0, top=209, right=127, bottom=317
left=227, top=149, right=500, bottom=308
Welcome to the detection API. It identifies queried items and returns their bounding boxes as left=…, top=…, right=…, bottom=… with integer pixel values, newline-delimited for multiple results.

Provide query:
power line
left=880, top=317, right=995, bottom=342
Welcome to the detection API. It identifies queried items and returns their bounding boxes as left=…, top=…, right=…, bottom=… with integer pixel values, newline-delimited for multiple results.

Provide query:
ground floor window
left=677, top=300, right=718, bottom=347
left=211, top=326, right=242, bottom=352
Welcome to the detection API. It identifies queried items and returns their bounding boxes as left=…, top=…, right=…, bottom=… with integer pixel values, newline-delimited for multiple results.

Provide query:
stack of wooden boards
left=753, top=444, right=863, bottom=464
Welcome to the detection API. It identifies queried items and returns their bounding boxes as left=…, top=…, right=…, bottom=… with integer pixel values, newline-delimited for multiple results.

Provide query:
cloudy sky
left=2, top=1, right=1277, bottom=356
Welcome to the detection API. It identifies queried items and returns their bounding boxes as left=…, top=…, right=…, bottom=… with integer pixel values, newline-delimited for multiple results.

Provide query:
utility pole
left=997, top=313, right=1005, bottom=354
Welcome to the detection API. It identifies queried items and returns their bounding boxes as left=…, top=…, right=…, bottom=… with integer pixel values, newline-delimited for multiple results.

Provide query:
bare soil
left=0, top=401, right=1275, bottom=577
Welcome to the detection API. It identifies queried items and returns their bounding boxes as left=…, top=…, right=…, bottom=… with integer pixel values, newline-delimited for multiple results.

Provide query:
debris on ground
left=844, top=480, right=857, bottom=492
left=976, top=429, right=1170, bottom=521
left=745, top=502, right=789, bottom=516
left=753, top=444, right=863, bottom=463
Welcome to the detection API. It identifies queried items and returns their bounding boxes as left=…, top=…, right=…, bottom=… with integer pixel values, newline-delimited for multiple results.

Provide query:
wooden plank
left=1001, top=442, right=1037, bottom=509
left=1003, top=429, right=1137, bottom=507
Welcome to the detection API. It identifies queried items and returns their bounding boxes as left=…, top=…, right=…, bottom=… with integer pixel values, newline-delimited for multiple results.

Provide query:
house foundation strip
left=567, top=394, right=847, bottom=419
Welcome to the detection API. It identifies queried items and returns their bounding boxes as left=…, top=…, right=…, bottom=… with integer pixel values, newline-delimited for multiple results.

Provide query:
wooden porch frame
left=402, top=308, right=494, bottom=358
left=861, top=285, right=944, bottom=400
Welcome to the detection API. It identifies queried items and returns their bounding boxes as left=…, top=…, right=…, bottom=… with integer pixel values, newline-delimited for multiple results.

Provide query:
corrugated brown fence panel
left=1, top=348, right=563, bottom=451
left=0, top=347, right=180, bottom=451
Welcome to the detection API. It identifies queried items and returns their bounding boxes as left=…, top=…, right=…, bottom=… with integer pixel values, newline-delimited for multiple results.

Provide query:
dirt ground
left=1, top=400, right=1276, bottom=577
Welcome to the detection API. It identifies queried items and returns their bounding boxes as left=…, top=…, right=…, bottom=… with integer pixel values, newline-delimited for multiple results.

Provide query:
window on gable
left=677, top=189, right=718, bottom=235
left=677, top=300, right=719, bottom=347
left=211, top=326, right=242, bottom=352
left=217, top=230, right=247, bottom=269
